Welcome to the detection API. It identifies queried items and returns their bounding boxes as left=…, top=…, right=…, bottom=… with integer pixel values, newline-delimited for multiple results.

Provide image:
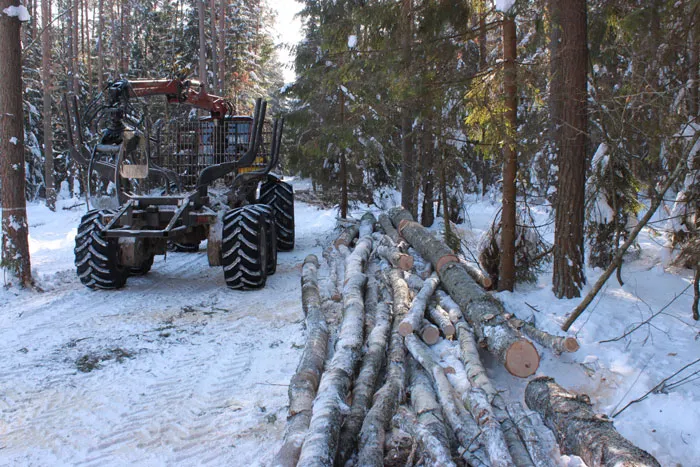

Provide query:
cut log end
left=563, top=337, right=580, bottom=353
left=399, top=322, right=414, bottom=337
left=504, top=339, right=540, bottom=378
left=443, top=323, right=456, bottom=338
left=398, top=254, right=414, bottom=271
left=421, top=324, right=440, bottom=345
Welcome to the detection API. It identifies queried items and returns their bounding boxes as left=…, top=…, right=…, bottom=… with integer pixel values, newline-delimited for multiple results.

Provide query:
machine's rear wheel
left=75, top=210, right=128, bottom=289
left=221, top=206, right=268, bottom=290
left=129, top=254, right=154, bottom=276
left=260, top=180, right=295, bottom=251
left=249, top=204, right=278, bottom=276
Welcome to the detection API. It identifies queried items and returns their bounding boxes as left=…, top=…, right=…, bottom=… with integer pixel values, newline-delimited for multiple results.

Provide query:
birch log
left=456, top=321, right=547, bottom=467
left=393, top=406, right=456, bottom=467
left=273, top=255, right=329, bottom=467
left=404, top=334, right=488, bottom=466
left=507, top=317, right=579, bottom=354
left=420, top=319, right=440, bottom=345
left=378, top=213, right=400, bottom=243
left=389, top=208, right=539, bottom=378
left=376, top=244, right=414, bottom=271
left=427, top=303, right=456, bottom=338
left=298, top=237, right=373, bottom=467
left=359, top=211, right=377, bottom=238
left=356, top=268, right=410, bottom=466
left=525, top=377, right=661, bottom=467
left=399, top=272, right=440, bottom=336
left=407, top=358, right=452, bottom=459
left=436, top=289, right=464, bottom=323
left=334, top=224, right=359, bottom=248
left=507, top=402, right=561, bottom=467
left=336, top=269, right=392, bottom=467
left=463, top=261, right=494, bottom=290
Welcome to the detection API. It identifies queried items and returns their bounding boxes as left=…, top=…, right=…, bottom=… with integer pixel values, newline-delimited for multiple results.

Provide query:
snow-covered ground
left=1, top=187, right=698, bottom=466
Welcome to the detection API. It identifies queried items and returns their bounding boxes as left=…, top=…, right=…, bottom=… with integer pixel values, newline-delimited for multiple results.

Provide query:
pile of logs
left=273, top=208, right=661, bottom=467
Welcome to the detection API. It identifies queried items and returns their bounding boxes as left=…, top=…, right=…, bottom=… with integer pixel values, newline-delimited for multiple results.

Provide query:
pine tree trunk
left=400, top=0, right=415, bottom=216
left=41, top=0, right=56, bottom=211
left=552, top=0, right=588, bottom=299
left=499, top=15, right=518, bottom=292
left=420, top=127, right=435, bottom=227
left=97, top=0, right=104, bottom=91
left=197, top=0, right=207, bottom=88
left=339, top=92, right=348, bottom=219
left=210, top=0, right=219, bottom=93
left=525, top=377, right=660, bottom=467
left=219, top=0, right=226, bottom=95
left=120, top=0, right=129, bottom=74
left=0, top=0, right=32, bottom=287
left=84, top=0, right=92, bottom=89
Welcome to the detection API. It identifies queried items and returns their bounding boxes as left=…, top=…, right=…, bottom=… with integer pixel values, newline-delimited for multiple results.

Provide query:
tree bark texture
left=209, top=0, right=219, bottom=92
left=97, top=0, right=104, bottom=90
left=336, top=267, right=391, bottom=467
left=463, top=261, right=493, bottom=290
left=0, top=0, right=32, bottom=286
left=507, top=317, right=579, bottom=354
left=41, top=0, right=56, bottom=211
left=393, top=406, right=455, bottom=467
left=390, top=208, right=539, bottom=377
left=404, top=334, right=488, bottom=466
left=273, top=256, right=329, bottom=467
left=376, top=244, right=413, bottom=271
left=378, top=213, right=400, bottom=243
left=298, top=238, right=372, bottom=467
left=197, top=0, right=207, bottom=89
left=507, top=402, right=561, bottom=467
left=399, top=272, right=440, bottom=336
left=525, top=377, right=660, bottom=467
left=552, top=0, right=588, bottom=299
left=356, top=268, right=409, bottom=466
left=499, top=14, right=518, bottom=292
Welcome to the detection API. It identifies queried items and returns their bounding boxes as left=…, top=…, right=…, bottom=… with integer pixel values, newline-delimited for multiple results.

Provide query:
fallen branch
left=562, top=154, right=688, bottom=331
left=525, top=377, right=661, bottom=466
left=273, top=255, right=329, bottom=467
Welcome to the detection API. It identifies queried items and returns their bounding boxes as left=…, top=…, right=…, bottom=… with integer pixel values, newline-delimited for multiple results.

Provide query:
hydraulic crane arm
left=108, top=78, right=232, bottom=119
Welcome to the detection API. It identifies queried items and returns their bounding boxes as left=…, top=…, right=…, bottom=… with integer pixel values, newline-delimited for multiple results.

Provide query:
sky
left=271, top=0, right=304, bottom=84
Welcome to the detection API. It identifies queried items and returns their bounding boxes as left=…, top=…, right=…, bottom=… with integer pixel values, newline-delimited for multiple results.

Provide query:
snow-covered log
left=435, top=289, right=464, bottom=323
left=298, top=237, right=373, bottom=467
left=356, top=268, right=410, bottom=466
left=389, top=208, right=539, bottom=377
left=393, top=406, right=456, bottom=467
left=525, top=377, right=661, bottom=467
left=376, top=244, right=414, bottom=271
left=273, top=255, right=329, bottom=467
left=336, top=267, right=392, bottom=466
left=507, top=402, right=560, bottom=467
left=463, top=261, right=493, bottom=290
left=466, top=386, right=514, bottom=467
left=359, top=211, right=377, bottom=238
left=404, top=334, right=487, bottom=466
left=334, top=224, right=359, bottom=248
left=427, top=303, right=456, bottom=338
left=404, top=271, right=425, bottom=291
left=407, top=359, right=452, bottom=461
left=507, top=316, right=579, bottom=355
left=378, top=212, right=400, bottom=243
left=399, top=272, right=440, bottom=336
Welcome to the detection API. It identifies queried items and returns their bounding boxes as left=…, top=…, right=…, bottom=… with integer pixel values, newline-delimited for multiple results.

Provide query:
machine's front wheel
left=221, top=206, right=268, bottom=290
left=259, top=180, right=295, bottom=251
left=75, top=210, right=128, bottom=289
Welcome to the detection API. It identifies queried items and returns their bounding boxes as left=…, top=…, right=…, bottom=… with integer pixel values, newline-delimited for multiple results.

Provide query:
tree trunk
left=218, top=0, right=226, bottom=95
left=389, top=209, right=539, bottom=377
left=120, top=0, right=129, bottom=74
left=273, top=256, right=329, bottom=467
left=0, top=0, right=32, bottom=287
left=420, top=127, right=435, bottom=227
left=499, top=14, right=517, bottom=292
left=400, top=0, right=415, bottom=216
left=525, top=377, right=661, bottom=467
left=552, top=0, right=588, bottom=299
left=210, top=0, right=219, bottom=93
left=339, top=92, right=348, bottom=219
left=393, top=406, right=456, bottom=467
left=42, top=0, right=56, bottom=211
left=197, top=0, right=207, bottom=89
left=97, top=0, right=104, bottom=90
left=378, top=213, right=400, bottom=244
left=548, top=0, right=562, bottom=147
left=356, top=267, right=410, bottom=466
left=297, top=237, right=373, bottom=466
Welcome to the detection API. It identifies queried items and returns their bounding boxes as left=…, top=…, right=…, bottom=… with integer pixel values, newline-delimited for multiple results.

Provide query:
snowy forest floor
left=1, top=180, right=699, bottom=466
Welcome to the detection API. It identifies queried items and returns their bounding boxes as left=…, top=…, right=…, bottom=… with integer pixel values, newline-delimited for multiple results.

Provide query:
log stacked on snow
left=507, top=316, right=579, bottom=355
left=273, top=255, right=329, bottom=467
left=389, top=207, right=540, bottom=378
left=525, top=377, right=661, bottom=467
left=334, top=224, right=359, bottom=248
left=462, top=260, right=494, bottom=290
left=376, top=243, right=414, bottom=271
left=399, top=272, right=440, bottom=336
left=297, top=236, right=373, bottom=466
left=356, top=267, right=410, bottom=466
left=393, top=406, right=456, bottom=467
left=427, top=302, right=456, bottom=338
left=378, top=212, right=400, bottom=243
left=359, top=211, right=377, bottom=238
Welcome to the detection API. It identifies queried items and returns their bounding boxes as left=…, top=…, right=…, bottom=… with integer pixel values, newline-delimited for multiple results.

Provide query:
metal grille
left=152, top=117, right=272, bottom=190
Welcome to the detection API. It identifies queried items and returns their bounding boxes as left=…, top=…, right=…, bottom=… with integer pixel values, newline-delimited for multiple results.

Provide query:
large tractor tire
left=259, top=180, right=295, bottom=251
left=221, top=206, right=269, bottom=290
left=75, top=210, right=128, bottom=289
left=249, top=204, right=278, bottom=276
